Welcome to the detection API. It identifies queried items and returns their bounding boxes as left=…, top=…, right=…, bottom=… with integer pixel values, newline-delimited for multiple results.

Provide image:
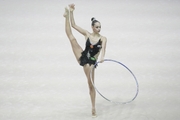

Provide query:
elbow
left=72, top=25, right=76, bottom=28
left=71, top=23, right=76, bottom=28
left=72, top=24, right=78, bottom=30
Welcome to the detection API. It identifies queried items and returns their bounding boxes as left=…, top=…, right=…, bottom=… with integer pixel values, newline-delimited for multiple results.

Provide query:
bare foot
left=92, top=108, right=97, bottom=118
left=63, top=7, right=69, bottom=17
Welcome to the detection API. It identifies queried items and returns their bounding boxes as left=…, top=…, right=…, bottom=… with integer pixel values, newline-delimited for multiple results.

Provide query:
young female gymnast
left=63, top=4, right=107, bottom=117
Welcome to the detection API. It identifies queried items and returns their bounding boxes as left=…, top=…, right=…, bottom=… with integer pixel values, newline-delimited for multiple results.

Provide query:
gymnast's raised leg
left=63, top=7, right=82, bottom=62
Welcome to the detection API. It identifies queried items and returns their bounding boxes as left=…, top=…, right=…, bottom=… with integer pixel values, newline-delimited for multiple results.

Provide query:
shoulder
left=86, top=31, right=92, bottom=37
left=100, top=36, right=107, bottom=42
left=85, top=31, right=91, bottom=40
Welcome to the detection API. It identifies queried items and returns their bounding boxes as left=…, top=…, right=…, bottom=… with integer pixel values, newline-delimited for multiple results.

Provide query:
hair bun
left=91, top=17, right=96, bottom=22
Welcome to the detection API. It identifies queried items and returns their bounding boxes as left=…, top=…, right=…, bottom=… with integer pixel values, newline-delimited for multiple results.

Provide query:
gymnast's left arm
left=99, top=37, right=107, bottom=63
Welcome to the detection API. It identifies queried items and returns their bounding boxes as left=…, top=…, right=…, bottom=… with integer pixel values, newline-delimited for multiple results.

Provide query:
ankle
left=92, top=108, right=97, bottom=117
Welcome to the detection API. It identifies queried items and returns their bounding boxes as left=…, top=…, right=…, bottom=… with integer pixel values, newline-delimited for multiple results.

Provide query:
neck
left=92, top=32, right=100, bottom=37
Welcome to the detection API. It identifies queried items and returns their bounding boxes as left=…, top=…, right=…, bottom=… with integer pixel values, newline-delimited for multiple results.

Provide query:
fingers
left=69, top=3, right=75, bottom=8
left=99, top=59, right=104, bottom=63
left=68, top=3, right=75, bottom=11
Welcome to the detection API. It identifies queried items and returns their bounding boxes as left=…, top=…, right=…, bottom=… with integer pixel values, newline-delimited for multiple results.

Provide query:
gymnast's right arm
left=69, top=4, right=88, bottom=37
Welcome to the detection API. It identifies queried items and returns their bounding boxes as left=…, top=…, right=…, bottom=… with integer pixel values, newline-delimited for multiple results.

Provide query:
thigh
left=70, top=38, right=83, bottom=63
left=83, top=64, right=95, bottom=80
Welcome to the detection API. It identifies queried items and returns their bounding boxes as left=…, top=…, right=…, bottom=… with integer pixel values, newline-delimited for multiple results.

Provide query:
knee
left=89, top=85, right=94, bottom=91
left=89, top=84, right=95, bottom=94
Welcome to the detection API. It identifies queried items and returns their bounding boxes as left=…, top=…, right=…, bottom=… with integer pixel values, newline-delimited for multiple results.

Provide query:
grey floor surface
left=0, top=0, right=180, bottom=120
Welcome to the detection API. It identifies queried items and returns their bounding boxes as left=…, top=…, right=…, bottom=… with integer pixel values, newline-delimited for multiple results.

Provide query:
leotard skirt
left=79, top=51, right=96, bottom=66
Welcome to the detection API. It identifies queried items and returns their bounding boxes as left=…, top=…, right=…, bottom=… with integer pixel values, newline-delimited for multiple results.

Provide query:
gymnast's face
left=92, top=22, right=101, bottom=33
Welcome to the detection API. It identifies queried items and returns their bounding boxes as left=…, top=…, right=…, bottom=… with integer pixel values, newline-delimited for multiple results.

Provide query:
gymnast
left=63, top=4, right=107, bottom=117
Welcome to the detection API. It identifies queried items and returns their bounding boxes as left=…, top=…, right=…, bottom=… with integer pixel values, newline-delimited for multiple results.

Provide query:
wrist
left=69, top=8, right=74, bottom=12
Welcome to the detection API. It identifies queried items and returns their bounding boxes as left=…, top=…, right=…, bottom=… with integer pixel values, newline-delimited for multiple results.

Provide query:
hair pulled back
left=91, top=17, right=99, bottom=26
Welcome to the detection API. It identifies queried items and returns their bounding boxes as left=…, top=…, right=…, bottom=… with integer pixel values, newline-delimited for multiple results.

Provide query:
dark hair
left=91, top=17, right=99, bottom=26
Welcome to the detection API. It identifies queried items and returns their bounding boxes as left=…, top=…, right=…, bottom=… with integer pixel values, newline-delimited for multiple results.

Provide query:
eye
left=96, top=26, right=101, bottom=28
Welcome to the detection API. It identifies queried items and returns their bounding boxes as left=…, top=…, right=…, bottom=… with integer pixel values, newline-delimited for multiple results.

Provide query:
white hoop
left=90, top=59, right=139, bottom=104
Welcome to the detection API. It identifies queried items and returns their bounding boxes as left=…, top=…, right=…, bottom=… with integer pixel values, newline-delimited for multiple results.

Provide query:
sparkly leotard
left=79, top=38, right=102, bottom=66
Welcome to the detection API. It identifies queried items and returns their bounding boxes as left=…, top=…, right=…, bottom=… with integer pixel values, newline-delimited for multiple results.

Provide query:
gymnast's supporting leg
left=83, top=65, right=96, bottom=117
left=64, top=7, right=82, bottom=62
